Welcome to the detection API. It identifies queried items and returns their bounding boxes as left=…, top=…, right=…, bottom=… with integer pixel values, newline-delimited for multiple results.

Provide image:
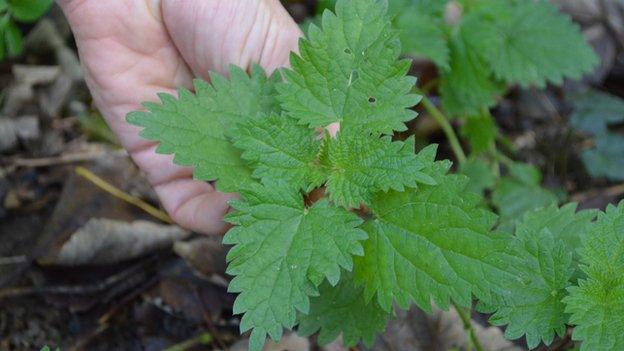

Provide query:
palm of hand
left=60, top=0, right=301, bottom=234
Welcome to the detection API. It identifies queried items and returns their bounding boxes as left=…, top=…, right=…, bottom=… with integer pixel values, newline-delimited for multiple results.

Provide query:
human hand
left=58, top=0, right=302, bottom=234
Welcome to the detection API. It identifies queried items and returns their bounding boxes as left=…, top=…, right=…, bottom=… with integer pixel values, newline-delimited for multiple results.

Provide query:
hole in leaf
left=368, top=97, right=377, bottom=104
left=344, top=48, right=352, bottom=54
left=348, top=70, right=359, bottom=86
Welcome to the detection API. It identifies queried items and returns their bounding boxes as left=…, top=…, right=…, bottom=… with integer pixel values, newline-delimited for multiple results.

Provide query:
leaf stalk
left=418, top=94, right=467, bottom=164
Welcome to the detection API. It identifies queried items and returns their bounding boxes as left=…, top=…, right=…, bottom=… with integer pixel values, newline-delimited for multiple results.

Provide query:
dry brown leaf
left=367, top=306, right=523, bottom=351
left=0, top=116, right=40, bottom=153
left=2, top=66, right=60, bottom=116
left=41, top=218, right=190, bottom=266
left=173, top=236, right=228, bottom=277
left=320, top=337, right=348, bottom=351
left=550, top=0, right=602, bottom=23
left=230, top=332, right=310, bottom=351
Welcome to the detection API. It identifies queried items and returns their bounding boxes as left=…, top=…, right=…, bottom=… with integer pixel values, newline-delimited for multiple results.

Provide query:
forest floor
left=1, top=1, right=623, bottom=351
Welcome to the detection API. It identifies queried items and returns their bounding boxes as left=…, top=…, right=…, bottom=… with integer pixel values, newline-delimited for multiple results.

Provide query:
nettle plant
left=319, top=0, right=598, bottom=116
left=128, top=0, right=624, bottom=350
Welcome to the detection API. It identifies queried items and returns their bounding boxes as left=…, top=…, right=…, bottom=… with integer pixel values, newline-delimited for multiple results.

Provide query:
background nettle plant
left=0, top=0, right=52, bottom=59
left=129, top=0, right=622, bottom=350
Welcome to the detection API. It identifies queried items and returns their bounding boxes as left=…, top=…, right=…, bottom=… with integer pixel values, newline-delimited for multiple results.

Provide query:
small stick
left=0, top=255, right=28, bottom=265
left=98, top=275, right=160, bottom=325
left=571, top=183, right=624, bottom=203
left=418, top=93, right=467, bottom=164
left=0, top=257, right=149, bottom=298
left=453, top=302, right=484, bottom=351
left=194, top=286, right=227, bottom=349
left=68, top=324, right=109, bottom=351
left=11, top=149, right=126, bottom=168
left=74, top=166, right=174, bottom=224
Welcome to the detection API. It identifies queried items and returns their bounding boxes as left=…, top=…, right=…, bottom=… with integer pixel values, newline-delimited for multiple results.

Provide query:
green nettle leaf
left=440, top=35, right=504, bottom=117
left=516, top=204, right=597, bottom=271
left=570, top=90, right=624, bottom=136
left=461, top=113, right=498, bottom=154
left=127, top=65, right=280, bottom=192
left=387, top=0, right=449, bottom=18
left=487, top=228, right=571, bottom=349
left=460, top=157, right=496, bottom=195
left=8, top=0, right=52, bottom=22
left=492, top=163, right=559, bottom=231
left=482, top=204, right=596, bottom=349
left=224, top=181, right=367, bottom=351
left=322, top=130, right=436, bottom=208
left=354, top=145, right=510, bottom=311
left=581, top=135, right=624, bottom=181
left=395, top=11, right=449, bottom=69
left=462, top=0, right=598, bottom=88
left=298, top=272, right=390, bottom=347
left=570, top=90, right=624, bottom=181
left=4, top=20, right=22, bottom=57
left=0, top=23, right=6, bottom=60
left=233, top=113, right=325, bottom=190
left=391, top=0, right=449, bottom=69
left=564, top=202, right=624, bottom=351
left=278, top=0, right=421, bottom=134
left=316, top=0, right=337, bottom=14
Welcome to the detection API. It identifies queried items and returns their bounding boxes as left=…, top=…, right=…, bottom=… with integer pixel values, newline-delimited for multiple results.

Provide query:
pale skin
left=57, top=0, right=304, bottom=234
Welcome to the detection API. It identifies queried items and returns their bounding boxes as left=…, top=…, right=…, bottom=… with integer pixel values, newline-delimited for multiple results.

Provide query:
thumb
left=161, top=0, right=302, bottom=78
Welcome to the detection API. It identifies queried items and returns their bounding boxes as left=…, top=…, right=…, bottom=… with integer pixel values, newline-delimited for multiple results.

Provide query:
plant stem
left=420, top=78, right=440, bottom=94
left=419, top=94, right=467, bottom=164
left=75, top=166, right=174, bottom=224
left=453, top=302, right=484, bottom=351
left=493, top=150, right=515, bottom=168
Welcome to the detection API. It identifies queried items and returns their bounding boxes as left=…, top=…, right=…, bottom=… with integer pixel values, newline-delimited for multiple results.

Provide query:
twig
left=570, top=183, right=624, bottom=203
left=0, top=255, right=28, bottom=265
left=418, top=93, right=467, bottom=164
left=68, top=324, right=109, bottom=351
left=535, top=88, right=563, bottom=122
left=549, top=327, right=573, bottom=351
left=98, top=274, right=160, bottom=325
left=194, top=286, right=227, bottom=349
left=67, top=257, right=160, bottom=351
left=453, top=302, right=484, bottom=351
left=11, top=149, right=126, bottom=168
left=420, top=78, right=440, bottom=94
left=163, top=333, right=213, bottom=351
left=0, top=256, right=152, bottom=299
left=378, top=334, right=396, bottom=351
left=74, top=166, right=174, bottom=224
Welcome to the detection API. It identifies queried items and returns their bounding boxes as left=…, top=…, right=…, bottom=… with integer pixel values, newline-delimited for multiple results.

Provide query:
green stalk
left=419, top=94, right=467, bottom=164
left=453, top=303, right=485, bottom=351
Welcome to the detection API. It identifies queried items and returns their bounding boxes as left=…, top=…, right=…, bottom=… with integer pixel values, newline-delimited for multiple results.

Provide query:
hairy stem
left=453, top=303, right=484, bottom=351
left=419, top=94, right=467, bottom=164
